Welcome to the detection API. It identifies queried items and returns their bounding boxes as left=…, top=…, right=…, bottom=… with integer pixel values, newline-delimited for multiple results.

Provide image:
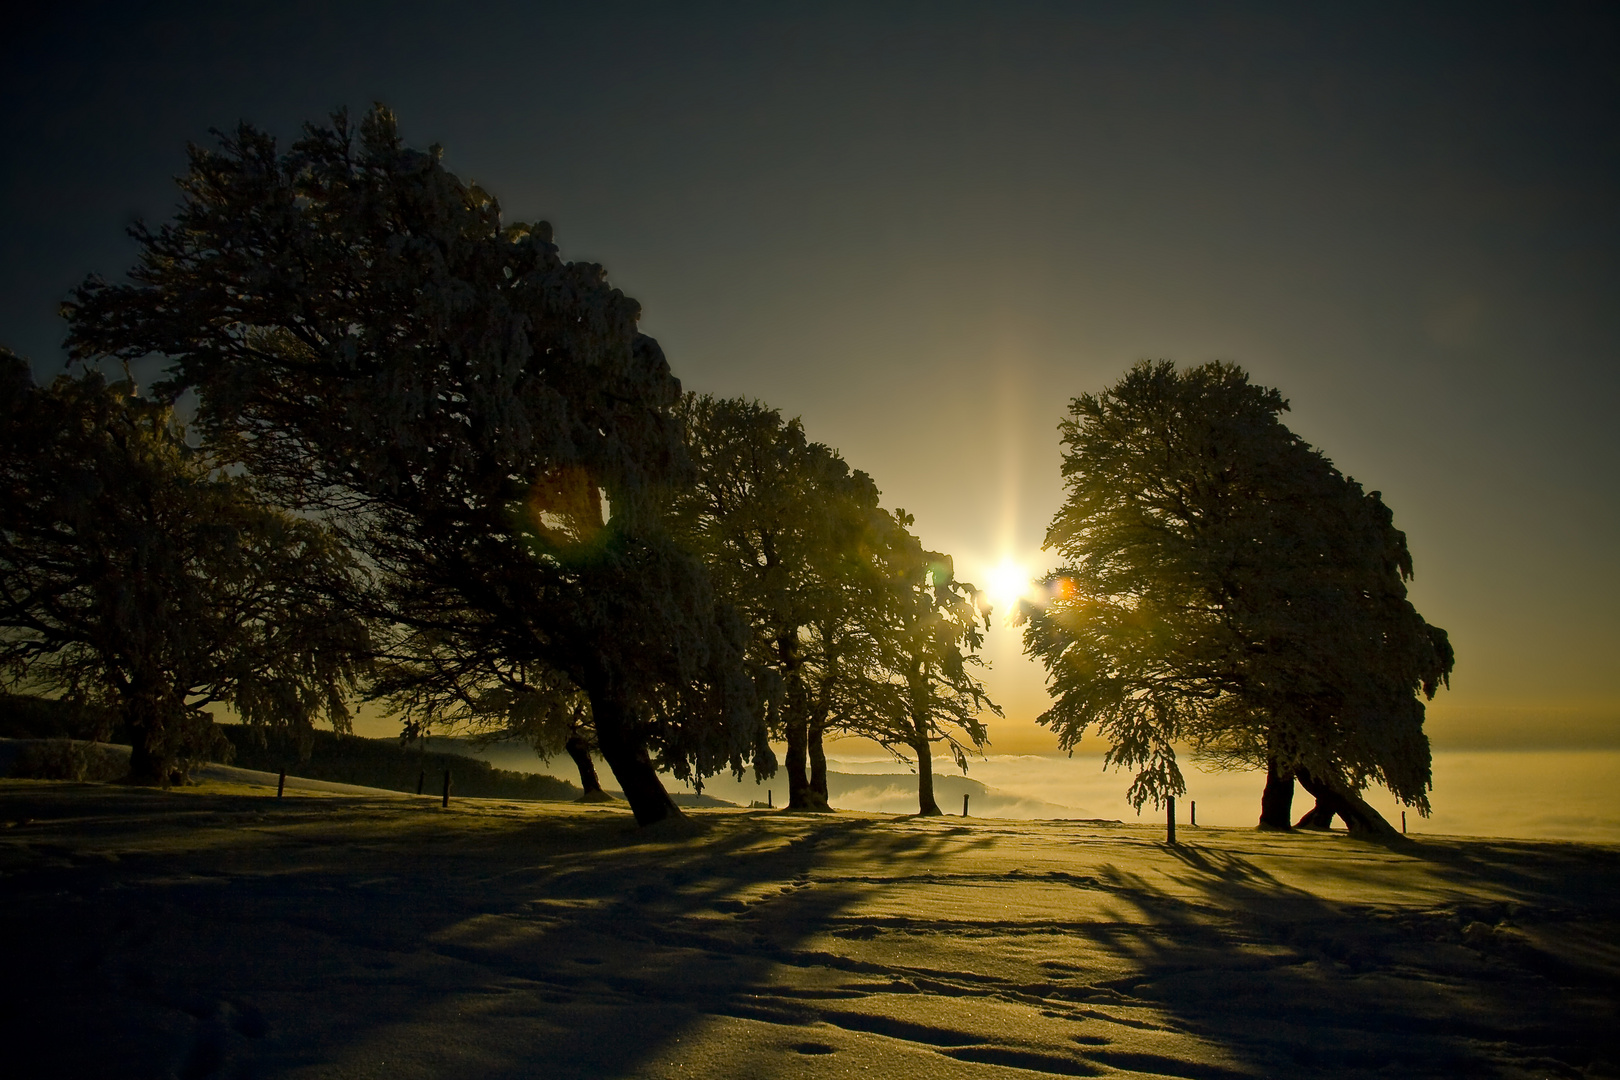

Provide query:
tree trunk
left=124, top=691, right=174, bottom=786
left=1295, top=800, right=1337, bottom=830
left=914, top=739, right=942, bottom=816
left=565, top=733, right=613, bottom=802
left=1258, top=757, right=1295, bottom=829
left=806, top=648, right=837, bottom=807
left=784, top=711, right=813, bottom=809
left=127, top=731, right=168, bottom=786
left=808, top=712, right=830, bottom=807
left=779, top=634, right=822, bottom=809
left=905, top=657, right=942, bottom=816
left=582, top=677, right=680, bottom=827
left=1295, top=767, right=1401, bottom=840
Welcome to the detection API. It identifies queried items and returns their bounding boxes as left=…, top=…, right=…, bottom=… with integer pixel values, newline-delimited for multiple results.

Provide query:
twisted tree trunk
left=808, top=712, right=830, bottom=807
left=565, top=732, right=614, bottom=802
left=807, top=647, right=837, bottom=808
left=1295, top=767, right=1401, bottom=840
left=581, top=670, right=680, bottom=827
left=906, top=657, right=942, bottom=816
left=784, top=712, right=812, bottom=809
left=126, top=711, right=170, bottom=786
left=1294, top=799, right=1337, bottom=830
left=779, top=633, right=823, bottom=810
left=124, top=682, right=191, bottom=787
left=1258, top=757, right=1296, bottom=830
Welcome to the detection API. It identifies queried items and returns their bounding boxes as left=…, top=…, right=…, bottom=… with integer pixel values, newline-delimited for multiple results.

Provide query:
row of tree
left=0, top=106, right=998, bottom=823
left=3, top=106, right=1450, bottom=833
left=668, top=396, right=998, bottom=814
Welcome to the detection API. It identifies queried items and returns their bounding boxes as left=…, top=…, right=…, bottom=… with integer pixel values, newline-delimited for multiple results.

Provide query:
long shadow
left=1386, top=828, right=1620, bottom=908
left=0, top=784, right=975, bottom=1079
left=1051, top=830, right=1620, bottom=1077
left=5, top=786, right=1617, bottom=1078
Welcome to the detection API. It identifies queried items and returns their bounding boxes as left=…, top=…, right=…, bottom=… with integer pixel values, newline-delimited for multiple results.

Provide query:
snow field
left=0, top=780, right=1614, bottom=1078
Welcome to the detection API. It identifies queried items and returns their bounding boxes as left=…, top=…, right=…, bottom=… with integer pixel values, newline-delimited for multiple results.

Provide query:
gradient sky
left=4, top=2, right=1616, bottom=753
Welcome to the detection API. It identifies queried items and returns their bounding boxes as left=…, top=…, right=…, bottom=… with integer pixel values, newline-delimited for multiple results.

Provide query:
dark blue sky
left=4, top=2, right=1616, bottom=748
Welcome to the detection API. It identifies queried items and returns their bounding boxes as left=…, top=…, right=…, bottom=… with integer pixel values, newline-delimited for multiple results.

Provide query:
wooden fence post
left=441, top=769, right=451, bottom=808
left=1167, top=796, right=1177, bottom=844
left=277, top=770, right=286, bottom=799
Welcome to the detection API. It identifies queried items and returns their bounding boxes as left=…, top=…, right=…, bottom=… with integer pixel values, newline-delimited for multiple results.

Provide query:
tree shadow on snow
left=1051, top=831, right=1620, bottom=1077
left=0, top=787, right=974, bottom=1079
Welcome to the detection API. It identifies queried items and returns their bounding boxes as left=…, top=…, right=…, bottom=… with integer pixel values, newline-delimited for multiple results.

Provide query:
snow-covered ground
left=1, top=778, right=1614, bottom=1078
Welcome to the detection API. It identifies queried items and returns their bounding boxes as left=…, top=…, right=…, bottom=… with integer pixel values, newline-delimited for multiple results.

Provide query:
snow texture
left=0, top=778, right=1615, bottom=1078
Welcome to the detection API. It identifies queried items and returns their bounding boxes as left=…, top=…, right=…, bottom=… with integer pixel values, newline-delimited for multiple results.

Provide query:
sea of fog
left=438, top=740, right=1620, bottom=844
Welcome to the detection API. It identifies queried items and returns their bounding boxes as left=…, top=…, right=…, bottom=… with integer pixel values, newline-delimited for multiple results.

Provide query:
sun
left=983, top=558, right=1034, bottom=617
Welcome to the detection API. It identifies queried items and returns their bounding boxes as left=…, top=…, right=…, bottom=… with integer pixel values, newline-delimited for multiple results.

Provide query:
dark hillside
left=0, top=698, right=581, bottom=799
left=216, top=724, right=581, bottom=801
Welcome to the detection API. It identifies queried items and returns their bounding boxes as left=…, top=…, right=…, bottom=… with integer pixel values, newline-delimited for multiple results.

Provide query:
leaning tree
left=0, top=353, right=370, bottom=783
left=1020, top=361, right=1453, bottom=836
left=63, top=106, right=763, bottom=824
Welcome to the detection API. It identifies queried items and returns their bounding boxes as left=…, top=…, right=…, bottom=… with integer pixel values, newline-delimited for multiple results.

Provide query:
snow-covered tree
left=0, top=352, right=369, bottom=783
left=669, top=395, right=888, bottom=808
left=63, top=106, right=762, bottom=824
left=858, top=511, right=1000, bottom=816
left=1020, top=361, right=1453, bottom=834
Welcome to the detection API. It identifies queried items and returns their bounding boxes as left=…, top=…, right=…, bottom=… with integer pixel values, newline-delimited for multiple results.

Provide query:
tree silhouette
left=0, top=353, right=369, bottom=783
left=800, top=501, right=898, bottom=807
left=859, top=512, right=1000, bottom=816
left=1020, top=361, right=1453, bottom=834
left=669, top=397, right=999, bottom=815
left=669, top=395, right=883, bottom=808
left=62, top=106, right=762, bottom=824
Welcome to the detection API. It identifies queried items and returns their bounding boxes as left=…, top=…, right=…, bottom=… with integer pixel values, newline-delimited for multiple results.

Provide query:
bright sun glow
left=983, top=558, right=1034, bottom=617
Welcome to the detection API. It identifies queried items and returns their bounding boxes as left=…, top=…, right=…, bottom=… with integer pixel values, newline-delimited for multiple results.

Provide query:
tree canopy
left=1020, top=361, right=1453, bottom=833
left=669, top=394, right=887, bottom=808
left=62, top=105, right=761, bottom=823
left=860, top=512, right=1000, bottom=815
left=669, top=396, right=999, bottom=815
left=0, top=352, right=370, bottom=783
